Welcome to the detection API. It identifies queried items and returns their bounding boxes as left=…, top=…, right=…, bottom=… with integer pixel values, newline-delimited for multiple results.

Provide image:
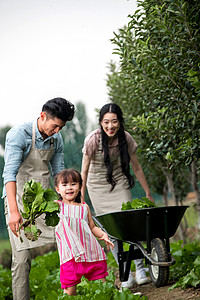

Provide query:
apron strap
left=50, top=137, right=54, bottom=149
left=32, top=121, right=54, bottom=149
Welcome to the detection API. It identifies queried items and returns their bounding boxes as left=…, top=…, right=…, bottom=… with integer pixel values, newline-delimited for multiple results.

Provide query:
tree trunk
left=190, top=161, right=200, bottom=229
left=164, top=170, right=186, bottom=244
left=162, top=183, right=168, bottom=206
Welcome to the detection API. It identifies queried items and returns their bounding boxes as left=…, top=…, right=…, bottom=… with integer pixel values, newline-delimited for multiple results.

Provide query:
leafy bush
left=29, top=251, right=146, bottom=299
left=0, top=265, right=12, bottom=300
left=169, top=240, right=200, bottom=290
left=2, top=240, right=200, bottom=298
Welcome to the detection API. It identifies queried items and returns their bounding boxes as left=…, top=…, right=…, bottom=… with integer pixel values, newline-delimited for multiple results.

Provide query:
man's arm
left=3, top=126, right=27, bottom=236
left=5, top=181, right=23, bottom=236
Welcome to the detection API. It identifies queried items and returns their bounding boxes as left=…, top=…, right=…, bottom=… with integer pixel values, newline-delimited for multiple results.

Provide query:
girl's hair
left=54, top=169, right=82, bottom=203
left=99, top=103, right=134, bottom=191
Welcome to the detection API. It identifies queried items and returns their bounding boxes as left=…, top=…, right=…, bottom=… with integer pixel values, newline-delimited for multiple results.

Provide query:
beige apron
left=11, top=122, right=56, bottom=251
left=87, top=137, right=132, bottom=215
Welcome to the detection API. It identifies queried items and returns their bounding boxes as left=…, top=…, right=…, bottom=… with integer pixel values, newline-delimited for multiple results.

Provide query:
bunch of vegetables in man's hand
left=19, top=179, right=59, bottom=242
left=121, top=197, right=157, bottom=211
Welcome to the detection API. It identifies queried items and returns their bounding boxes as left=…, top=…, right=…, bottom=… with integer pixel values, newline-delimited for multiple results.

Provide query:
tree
left=106, top=0, right=200, bottom=230
left=61, top=101, right=88, bottom=172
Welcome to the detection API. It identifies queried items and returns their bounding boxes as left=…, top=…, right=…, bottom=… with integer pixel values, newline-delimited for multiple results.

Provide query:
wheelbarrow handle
left=92, top=215, right=117, bottom=241
left=93, top=215, right=175, bottom=267
left=127, top=240, right=175, bottom=267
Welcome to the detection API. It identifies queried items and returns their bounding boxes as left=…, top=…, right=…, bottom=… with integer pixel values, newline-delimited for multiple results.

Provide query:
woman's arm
left=130, top=152, right=154, bottom=202
left=87, top=204, right=114, bottom=250
left=81, top=154, right=91, bottom=203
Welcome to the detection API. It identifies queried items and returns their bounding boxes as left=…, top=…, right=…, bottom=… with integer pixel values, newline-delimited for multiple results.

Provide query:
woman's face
left=100, top=112, right=120, bottom=138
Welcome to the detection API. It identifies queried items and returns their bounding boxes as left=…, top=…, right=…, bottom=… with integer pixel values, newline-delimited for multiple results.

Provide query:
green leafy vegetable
left=121, top=197, right=157, bottom=211
left=19, top=179, right=59, bottom=242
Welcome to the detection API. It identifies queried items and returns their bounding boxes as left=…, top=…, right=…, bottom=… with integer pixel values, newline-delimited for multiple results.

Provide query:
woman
left=81, top=103, right=154, bottom=288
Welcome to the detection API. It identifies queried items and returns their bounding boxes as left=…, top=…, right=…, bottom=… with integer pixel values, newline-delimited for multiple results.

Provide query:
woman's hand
left=146, top=193, right=155, bottom=203
left=99, top=232, right=114, bottom=250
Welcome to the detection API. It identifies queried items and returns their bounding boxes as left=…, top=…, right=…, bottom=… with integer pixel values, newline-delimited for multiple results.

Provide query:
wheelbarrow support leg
left=117, top=240, right=134, bottom=282
left=117, top=240, right=124, bottom=281
left=146, top=212, right=151, bottom=255
left=164, top=210, right=170, bottom=255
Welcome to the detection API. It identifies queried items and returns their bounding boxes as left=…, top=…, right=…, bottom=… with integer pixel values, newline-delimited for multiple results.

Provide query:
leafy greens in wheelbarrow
left=121, top=197, right=157, bottom=211
left=18, top=179, right=59, bottom=242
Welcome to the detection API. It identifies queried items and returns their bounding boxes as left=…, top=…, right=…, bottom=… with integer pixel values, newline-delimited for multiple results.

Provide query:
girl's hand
left=54, top=200, right=62, bottom=205
left=99, top=232, right=114, bottom=250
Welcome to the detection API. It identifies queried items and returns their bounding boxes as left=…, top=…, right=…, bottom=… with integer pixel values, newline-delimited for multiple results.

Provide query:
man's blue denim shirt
left=2, top=119, right=64, bottom=198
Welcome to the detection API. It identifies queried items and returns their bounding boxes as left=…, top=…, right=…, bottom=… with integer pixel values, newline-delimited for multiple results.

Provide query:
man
left=2, top=97, right=75, bottom=300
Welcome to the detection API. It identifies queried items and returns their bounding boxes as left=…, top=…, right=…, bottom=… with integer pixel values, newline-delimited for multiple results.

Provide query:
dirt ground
left=114, top=271, right=200, bottom=300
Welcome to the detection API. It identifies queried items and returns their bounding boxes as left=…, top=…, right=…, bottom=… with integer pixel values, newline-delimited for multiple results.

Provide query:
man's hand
left=9, top=211, right=23, bottom=237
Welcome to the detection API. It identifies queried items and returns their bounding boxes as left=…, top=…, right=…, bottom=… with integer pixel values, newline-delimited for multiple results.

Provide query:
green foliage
left=169, top=240, right=200, bottom=289
left=1, top=241, right=200, bottom=298
left=121, top=197, right=157, bottom=211
left=61, top=101, right=88, bottom=172
left=106, top=0, right=200, bottom=205
left=29, top=251, right=61, bottom=299
left=171, top=256, right=200, bottom=289
left=0, top=126, right=11, bottom=149
left=0, top=265, right=12, bottom=300
left=106, top=251, right=118, bottom=269
left=19, top=179, right=59, bottom=241
left=29, top=251, right=147, bottom=299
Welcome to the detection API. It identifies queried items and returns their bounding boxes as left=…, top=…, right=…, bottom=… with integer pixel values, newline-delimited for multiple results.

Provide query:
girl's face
left=100, top=112, right=120, bottom=138
left=56, top=180, right=80, bottom=204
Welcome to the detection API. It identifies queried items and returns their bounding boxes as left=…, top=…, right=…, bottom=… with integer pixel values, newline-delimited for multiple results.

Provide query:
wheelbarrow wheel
left=149, top=238, right=169, bottom=287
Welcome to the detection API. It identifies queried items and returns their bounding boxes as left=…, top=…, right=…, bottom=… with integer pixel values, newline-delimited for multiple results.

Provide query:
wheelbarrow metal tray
left=96, top=206, right=188, bottom=242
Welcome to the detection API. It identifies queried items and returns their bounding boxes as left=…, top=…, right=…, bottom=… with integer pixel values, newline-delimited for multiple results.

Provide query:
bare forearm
left=81, top=154, right=91, bottom=202
left=5, top=181, right=18, bottom=213
left=92, top=226, right=105, bottom=239
left=130, top=153, right=154, bottom=201
left=134, top=168, right=152, bottom=197
left=5, top=181, right=23, bottom=236
left=81, top=172, right=87, bottom=202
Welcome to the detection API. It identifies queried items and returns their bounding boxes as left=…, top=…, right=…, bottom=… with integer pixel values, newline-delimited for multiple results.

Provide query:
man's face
left=39, top=112, right=66, bottom=138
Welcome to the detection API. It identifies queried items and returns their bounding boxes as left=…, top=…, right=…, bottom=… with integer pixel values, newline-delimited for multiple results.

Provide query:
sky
left=0, top=0, right=137, bottom=127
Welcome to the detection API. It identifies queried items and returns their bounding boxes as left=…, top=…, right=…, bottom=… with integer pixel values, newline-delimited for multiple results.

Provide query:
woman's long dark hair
left=99, top=103, right=134, bottom=191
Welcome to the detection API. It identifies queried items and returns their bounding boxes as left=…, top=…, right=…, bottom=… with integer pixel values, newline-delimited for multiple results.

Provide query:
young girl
left=54, top=168, right=114, bottom=296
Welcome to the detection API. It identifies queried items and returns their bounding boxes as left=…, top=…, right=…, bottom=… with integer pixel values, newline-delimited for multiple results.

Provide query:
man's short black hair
left=42, top=97, right=75, bottom=122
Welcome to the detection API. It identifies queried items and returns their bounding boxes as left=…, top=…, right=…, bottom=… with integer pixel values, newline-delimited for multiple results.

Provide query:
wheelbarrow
left=93, top=205, right=188, bottom=287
